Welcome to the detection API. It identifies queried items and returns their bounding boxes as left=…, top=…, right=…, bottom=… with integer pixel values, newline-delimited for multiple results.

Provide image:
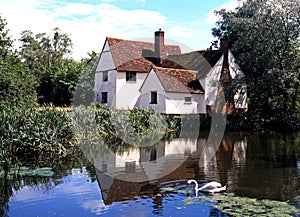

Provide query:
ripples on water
left=3, top=132, right=300, bottom=216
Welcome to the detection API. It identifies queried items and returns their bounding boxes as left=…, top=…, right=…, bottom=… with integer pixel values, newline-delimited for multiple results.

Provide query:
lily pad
left=8, top=166, right=54, bottom=177
left=206, top=193, right=298, bottom=217
left=179, top=193, right=298, bottom=216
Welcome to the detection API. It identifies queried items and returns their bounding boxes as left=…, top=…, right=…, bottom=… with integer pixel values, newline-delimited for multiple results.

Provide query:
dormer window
left=126, top=72, right=136, bottom=82
left=103, top=71, right=108, bottom=82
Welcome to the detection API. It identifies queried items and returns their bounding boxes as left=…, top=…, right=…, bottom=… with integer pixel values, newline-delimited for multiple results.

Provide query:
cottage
left=94, top=29, right=247, bottom=114
left=94, top=29, right=181, bottom=109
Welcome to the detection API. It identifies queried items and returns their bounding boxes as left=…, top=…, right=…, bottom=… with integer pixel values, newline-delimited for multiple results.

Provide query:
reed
left=0, top=104, right=75, bottom=160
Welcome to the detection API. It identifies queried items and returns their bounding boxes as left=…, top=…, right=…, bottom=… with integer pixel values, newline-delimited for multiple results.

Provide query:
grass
left=0, top=104, right=76, bottom=171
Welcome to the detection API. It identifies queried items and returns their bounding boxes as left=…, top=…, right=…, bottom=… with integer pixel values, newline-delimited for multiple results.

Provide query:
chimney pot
left=155, top=29, right=166, bottom=66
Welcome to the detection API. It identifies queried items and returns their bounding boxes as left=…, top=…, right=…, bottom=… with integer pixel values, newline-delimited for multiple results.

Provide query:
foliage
left=209, top=193, right=298, bottom=217
left=0, top=105, right=75, bottom=169
left=0, top=15, right=13, bottom=58
left=72, top=104, right=212, bottom=159
left=94, top=104, right=167, bottom=146
left=182, top=193, right=298, bottom=217
left=19, top=28, right=83, bottom=106
left=7, top=167, right=54, bottom=177
left=93, top=104, right=212, bottom=143
left=0, top=16, right=37, bottom=106
left=74, top=51, right=99, bottom=106
left=0, top=54, right=37, bottom=106
left=212, top=0, right=300, bottom=131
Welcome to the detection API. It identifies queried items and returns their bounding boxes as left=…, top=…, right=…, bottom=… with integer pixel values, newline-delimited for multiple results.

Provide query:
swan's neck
left=191, top=180, right=198, bottom=190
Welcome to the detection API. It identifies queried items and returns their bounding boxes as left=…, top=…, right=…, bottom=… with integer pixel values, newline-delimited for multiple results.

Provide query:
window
left=126, top=72, right=136, bottom=82
left=185, top=96, right=192, bottom=104
left=150, top=148, right=157, bottom=161
left=102, top=71, right=108, bottom=82
left=150, top=91, right=158, bottom=104
left=101, top=92, right=108, bottom=103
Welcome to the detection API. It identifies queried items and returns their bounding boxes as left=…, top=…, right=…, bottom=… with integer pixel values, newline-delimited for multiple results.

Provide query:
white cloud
left=1, top=0, right=216, bottom=59
left=205, top=0, right=243, bottom=25
left=0, top=0, right=166, bottom=59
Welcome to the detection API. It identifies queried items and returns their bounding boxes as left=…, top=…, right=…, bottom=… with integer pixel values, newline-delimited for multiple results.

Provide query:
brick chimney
left=155, top=29, right=166, bottom=66
left=220, top=38, right=230, bottom=52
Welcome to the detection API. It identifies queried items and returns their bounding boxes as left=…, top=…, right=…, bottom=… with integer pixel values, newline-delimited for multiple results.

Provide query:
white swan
left=187, top=179, right=226, bottom=194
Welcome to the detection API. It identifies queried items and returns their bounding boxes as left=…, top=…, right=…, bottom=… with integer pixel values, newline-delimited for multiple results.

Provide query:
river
left=2, top=131, right=300, bottom=216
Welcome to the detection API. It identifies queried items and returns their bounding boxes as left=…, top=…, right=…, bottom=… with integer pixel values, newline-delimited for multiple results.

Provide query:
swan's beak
left=187, top=180, right=192, bottom=184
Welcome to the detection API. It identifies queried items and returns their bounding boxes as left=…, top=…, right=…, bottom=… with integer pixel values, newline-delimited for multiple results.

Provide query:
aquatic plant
left=7, top=167, right=54, bottom=177
left=0, top=104, right=76, bottom=176
left=0, top=105, right=75, bottom=155
left=182, top=193, right=298, bottom=217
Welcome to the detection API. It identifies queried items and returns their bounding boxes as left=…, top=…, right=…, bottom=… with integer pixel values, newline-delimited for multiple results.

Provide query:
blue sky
left=1, top=0, right=240, bottom=59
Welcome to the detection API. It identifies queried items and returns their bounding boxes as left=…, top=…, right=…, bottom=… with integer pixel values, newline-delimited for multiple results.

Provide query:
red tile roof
left=153, top=66, right=204, bottom=94
left=107, top=37, right=181, bottom=72
left=104, top=37, right=224, bottom=91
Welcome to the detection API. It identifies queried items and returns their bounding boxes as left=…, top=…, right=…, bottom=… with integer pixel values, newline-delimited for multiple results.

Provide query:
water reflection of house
left=94, top=138, right=204, bottom=183
left=95, top=137, right=205, bottom=205
left=232, top=137, right=247, bottom=164
left=94, top=136, right=250, bottom=205
left=95, top=134, right=300, bottom=205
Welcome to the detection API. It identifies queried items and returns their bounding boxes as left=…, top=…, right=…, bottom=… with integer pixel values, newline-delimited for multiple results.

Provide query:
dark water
left=2, top=132, right=300, bottom=216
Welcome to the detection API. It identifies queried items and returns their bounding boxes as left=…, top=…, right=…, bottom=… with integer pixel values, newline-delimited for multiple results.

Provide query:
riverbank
left=1, top=104, right=299, bottom=167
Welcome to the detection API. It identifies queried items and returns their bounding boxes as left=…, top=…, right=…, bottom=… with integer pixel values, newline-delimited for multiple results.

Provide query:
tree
left=212, top=0, right=300, bottom=130
left=0, top=16, right=36, bottom=106
left=19, top=28, right=82, bottom=106
left=0, top=15, right=13, bottom=59
left=73, top=51, right=98, bottom=106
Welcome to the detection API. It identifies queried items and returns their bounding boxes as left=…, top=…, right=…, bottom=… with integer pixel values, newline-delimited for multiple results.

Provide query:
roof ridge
left=107, top=37, right=154, bottom=45
left=153, top=65, right=197, bottom=73
left=106, top=37, right=181, bottom=47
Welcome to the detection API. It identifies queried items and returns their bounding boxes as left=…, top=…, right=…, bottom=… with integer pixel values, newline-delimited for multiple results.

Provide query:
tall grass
left=93, top=104, right=211, bottom=142
left=94, top=105, right=167, bottom=141
left=0, top=104, right=75, bottom=160
left=0, top=103, right=211, bottom=172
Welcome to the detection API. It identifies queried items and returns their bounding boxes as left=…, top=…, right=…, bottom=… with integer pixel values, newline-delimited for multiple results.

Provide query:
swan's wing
left=208, top=181, right=222, bottom=188
left=199, top=183, right=215, bottom=190
left=199, top=181, right=222, bottom=190
left=212, top=186, right=227, bottom=193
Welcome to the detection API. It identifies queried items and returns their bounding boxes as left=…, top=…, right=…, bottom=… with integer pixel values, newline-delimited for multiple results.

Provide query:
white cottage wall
left=96, top=41, right=115, bottom=72
left=165, top=92, right=205, bottom=114
left=115, top=72, right=148, bottom=109
left=95, top=40, right=117, bottom=107
left=138, top=69, right=166, bottom=113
